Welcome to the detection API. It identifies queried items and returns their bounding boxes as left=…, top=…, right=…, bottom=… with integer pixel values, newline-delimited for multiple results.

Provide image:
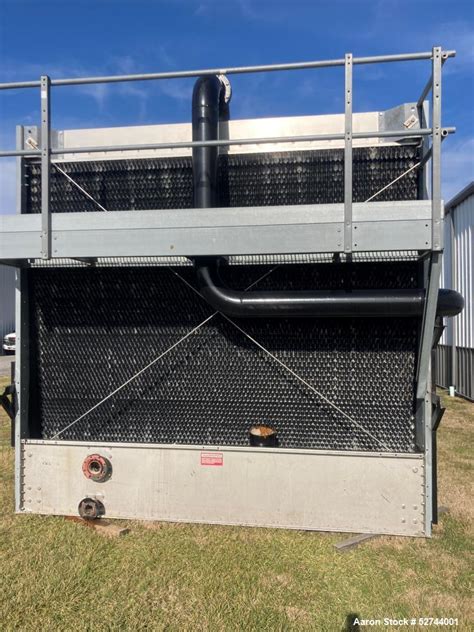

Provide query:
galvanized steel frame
left=40, top=76, right=51, bottom=259
left=416, top=252, right=442, bottom=536
left=0, top=47, right=455, bottom=261
left=344, top=54, right=353, bottom=253
left=2, top=48, right=455, bottom=537
left=14, top=129, right=29, bottom=512
left=0, top=201, right=435, bottom=260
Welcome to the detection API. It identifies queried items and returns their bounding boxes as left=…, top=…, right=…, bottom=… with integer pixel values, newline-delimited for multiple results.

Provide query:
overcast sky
left=0, top=0, right=473, bottom=213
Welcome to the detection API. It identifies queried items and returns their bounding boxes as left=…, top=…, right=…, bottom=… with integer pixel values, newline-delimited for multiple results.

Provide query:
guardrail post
left=344, top=53, right=353, bottom=253
left=431, top=47, right=442, bottom=251
left=40, top=75, right=51, bottom=259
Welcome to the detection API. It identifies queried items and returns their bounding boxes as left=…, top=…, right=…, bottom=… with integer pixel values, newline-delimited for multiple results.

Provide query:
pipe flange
left=82, top=454, right=112, bottom=482
left=78, top=497, right=105, bottom=520
left=217, top=74, right=232, bottom=104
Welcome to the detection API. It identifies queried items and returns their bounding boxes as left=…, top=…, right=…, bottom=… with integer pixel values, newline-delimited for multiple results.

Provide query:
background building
left=0, top=265, right=15, bottom=355
left=437, top=182, right=474, bottom=400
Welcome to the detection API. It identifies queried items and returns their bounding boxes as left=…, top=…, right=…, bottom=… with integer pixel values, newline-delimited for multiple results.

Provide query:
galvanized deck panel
left=0, top=201, right=433, bottom=260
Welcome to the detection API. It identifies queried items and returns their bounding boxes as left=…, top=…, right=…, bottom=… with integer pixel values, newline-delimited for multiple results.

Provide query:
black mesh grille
left=25, top=146, right=420, bottom=213
left=29, top=263, right=418, bottom=452
left=26, top=144, right=421, bottom=452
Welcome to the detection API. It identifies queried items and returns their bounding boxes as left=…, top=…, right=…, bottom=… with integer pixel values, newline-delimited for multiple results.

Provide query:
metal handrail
left=0, top=47, right=454, bottom=258
left=0, top=127, right=456, bottom=159
left=0, top=50, right=456, bottom=91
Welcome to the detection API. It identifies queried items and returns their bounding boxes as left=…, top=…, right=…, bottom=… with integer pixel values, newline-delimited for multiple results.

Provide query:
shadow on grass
left=343, top=613, right=361, bottom=630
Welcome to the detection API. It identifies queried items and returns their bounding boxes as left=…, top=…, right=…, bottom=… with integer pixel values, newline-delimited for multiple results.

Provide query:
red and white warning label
left=200, top=452, right=224, bottom=466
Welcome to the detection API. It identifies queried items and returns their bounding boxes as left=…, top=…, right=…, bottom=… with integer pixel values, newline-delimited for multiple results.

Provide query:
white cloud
left=111, top=55, right=137, bottom=75
left=155, top=45, right=176, bottom=69
left=430, top=22, right=474, bottom=74
left=78, top=83, right=110, bottom=110
left=159, top=80, right=193, bottom=102
left=236, top=0, right=260, bottom=20
left=190, top=0, right=286, bottom=22
left=356, top=8, right=474, bottom=74
left=0, top=57, right=151, bottom=109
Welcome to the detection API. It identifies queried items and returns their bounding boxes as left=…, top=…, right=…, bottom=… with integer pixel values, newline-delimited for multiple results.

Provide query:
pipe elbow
left=437, top=289, right=464, bottom=317
left=195, top=262, right=465, bottom=320
left=192, top=76, right=224, bottom=111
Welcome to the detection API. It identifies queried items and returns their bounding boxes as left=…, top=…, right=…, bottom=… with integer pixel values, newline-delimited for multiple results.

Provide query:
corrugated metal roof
left=445, top=181, right=474, bottom=214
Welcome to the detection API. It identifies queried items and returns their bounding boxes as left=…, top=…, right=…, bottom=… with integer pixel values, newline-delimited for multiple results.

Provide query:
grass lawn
left=0, top=375, right=472, bottom=631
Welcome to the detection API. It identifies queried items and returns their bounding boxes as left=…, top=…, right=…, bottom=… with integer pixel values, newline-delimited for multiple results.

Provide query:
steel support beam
left=431, top=48, right=442, bottom=251
left=15, top=269, right=30, bottom=513
left=344, top=54, right=353, bottom=253
left=417, top=253, right=441, bottom=400
left=415, top=252, right=441, bottom=537
left=40, top=75, right=51, bottom=259
left=0, top=201, right=433, bottom=261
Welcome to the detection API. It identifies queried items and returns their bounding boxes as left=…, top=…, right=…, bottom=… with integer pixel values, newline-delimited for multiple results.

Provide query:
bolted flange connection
left=82, top=454, right=112, bottom=482
left=78, top=497, right=105, bottom=520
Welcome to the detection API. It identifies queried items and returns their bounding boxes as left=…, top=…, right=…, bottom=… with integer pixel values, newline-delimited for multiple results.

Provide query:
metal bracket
left=431, top=396, right=445, bottom=432
left=0, top=383, right=15, bottom=421
left=379, top=103, right=421, bottom=140
left=1, top=366, right=16, bottom=450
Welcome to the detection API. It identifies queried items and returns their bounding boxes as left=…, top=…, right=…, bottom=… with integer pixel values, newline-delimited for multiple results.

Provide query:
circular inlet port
left=78, top=497, right=105, bottom=520
left=249, top=424, right=278, bottom=447
left=82, top=454, right=112, bottom=482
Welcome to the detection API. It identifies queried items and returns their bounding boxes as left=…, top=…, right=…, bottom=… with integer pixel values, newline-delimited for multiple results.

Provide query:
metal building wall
left=0, top=264, right=15, bottom=355
left=437, top=182, right=474, bottom=400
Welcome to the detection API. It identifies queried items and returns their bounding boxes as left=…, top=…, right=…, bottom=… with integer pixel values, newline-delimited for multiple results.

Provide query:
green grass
left=0, top=377, right=472, bottom=631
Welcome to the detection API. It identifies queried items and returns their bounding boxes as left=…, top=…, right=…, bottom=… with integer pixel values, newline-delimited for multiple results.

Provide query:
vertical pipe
left=40, top=75, right=51, bottom=259
left=192, top=76, right=224, bottom=210
left=344, top=54, right=353, bottom=253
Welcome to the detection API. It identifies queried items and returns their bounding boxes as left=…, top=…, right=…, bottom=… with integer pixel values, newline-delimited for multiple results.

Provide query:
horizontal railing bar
left=353, top=51, right=454, bottom=65
left=0, top=50, right=456, bottom=91
left=0, top=127, right=456, bottom=159
left=0, top=149, right=41, bottom=157
left=47, top=129, right=434, bottom=155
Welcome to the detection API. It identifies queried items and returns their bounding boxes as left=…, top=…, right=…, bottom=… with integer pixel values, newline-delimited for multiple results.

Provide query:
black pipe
left=191, top=76, right=464, bottom=320
left=196, top=260, right=464, bottom=318
left=437, top=288, right=465, bottom=318
left=192, top=75, right=226, bottom=209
